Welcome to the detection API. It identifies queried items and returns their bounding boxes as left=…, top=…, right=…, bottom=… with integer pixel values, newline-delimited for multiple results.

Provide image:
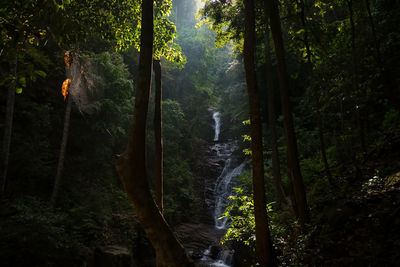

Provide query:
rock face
left=189, top=139, right=244, bottom=224
left=91, top=245, right=132, bottom=267
left=175, top=139, right=228, bottom=258
left=175, top=223, right=226, bottom=259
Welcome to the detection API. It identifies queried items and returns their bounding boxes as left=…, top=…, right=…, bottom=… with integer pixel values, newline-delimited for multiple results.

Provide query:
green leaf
left=16, top=88, right=23, bottom=94
left=19, top=77, right=26, bottom=87
left=34, top=70, right=47, bottom=78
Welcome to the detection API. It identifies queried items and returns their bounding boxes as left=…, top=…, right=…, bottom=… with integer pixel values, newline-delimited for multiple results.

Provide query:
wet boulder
left=92, top=245, right=132, bottom=267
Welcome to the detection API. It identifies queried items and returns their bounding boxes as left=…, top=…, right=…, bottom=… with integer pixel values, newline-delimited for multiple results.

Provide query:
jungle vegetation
left=0, top=0, right=399, bottom=266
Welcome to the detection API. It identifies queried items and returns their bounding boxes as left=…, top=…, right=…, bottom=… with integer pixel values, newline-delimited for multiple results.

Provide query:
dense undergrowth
left=219, top=121, right=400, bottom=266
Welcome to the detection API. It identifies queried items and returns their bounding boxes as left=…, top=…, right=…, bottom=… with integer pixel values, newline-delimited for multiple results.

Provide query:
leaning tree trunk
left=265, top=0, right=309, bottom=228
left=115, top=0, right=193, bottom=266
left=264, top=24, right=286, bottom=205
left=1, top=54, right=18, bottom=195
left=50, top=65, right=73, bottom=209
left=244, top=0, right=277, bottom=266
left=153, top=59, right=163, bottom=213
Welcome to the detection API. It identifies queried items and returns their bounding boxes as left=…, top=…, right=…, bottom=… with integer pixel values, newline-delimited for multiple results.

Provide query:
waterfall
left=213, top=111, right=221, bottom=141
left=214, top=161, right=246, bottom=229
left=198, top=111, right=246, bottom=267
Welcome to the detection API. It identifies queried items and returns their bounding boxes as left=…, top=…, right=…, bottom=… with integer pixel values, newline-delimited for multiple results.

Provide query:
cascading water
left=214, top=160, right=246, bottom=229
left=199, top=111, right=246, bottom=267
left=213, top=111, right=221, bottom=141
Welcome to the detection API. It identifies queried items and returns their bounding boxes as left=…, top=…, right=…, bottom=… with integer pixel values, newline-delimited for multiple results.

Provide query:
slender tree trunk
left=287, top=177, right=298, bottom=218
left=347, top=0, right=367, bottom=157
left=348, top=0, right=356, bottom=79
left=364, top=0, right=381, bottom=66
left=317, top=111, right=333, bottom=184
left=153, top=59, right=163, bottom=213
left=115, top=1, right=193, bottom=266
left=50, top=85, right=73, bottom=209
left=313, top=98, right=333, bottom=185
left=50, top=50, right=76, bottom=208
left=244, top=0, right=277, bottom=266
left=1, top=54, right=18, bottom=195
left=264, top=26, right=286, bottom=205
left=364, top=0, right=399, bottom=110
left=296, top=1, right=333, bottom=185
left=265, top=0, right=310, bottom=228
left=298, top=0, right=312, bottom=65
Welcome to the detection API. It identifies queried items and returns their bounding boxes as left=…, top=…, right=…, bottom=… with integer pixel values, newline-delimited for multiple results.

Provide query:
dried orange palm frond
left=61, top=78, right=71, bottom=100
left=64, top=50, right=73, bottom=67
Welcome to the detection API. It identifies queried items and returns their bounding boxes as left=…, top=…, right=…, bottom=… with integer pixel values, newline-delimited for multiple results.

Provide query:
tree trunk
left=364, top=0, right=381, bottom=66
left=298, top=0, right=312, bottom=65
left=264, top=26, right=286, bottom=205
left=153, top=59, right=163, bottom=213
left=265, top=0, right=310, bottom=228
left=244, top=0, right=277, bottom=266
left=348, top=0, right=367, bottom=157
left=50, top=86, right=73, bottom=209
left=1, top=54, right=18, bottom=195
left=317, top=111, right=333, bottom=185
left=115, top=1, right=193, bottom=266
left=364, top=0, right=399, bottom=110
left=296, top=1, right=333, bottom=185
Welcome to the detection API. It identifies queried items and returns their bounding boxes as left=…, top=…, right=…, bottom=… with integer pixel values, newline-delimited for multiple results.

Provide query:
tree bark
left=347, top=0, right=367, bottom=157
left=1, top=54, right=18, bottom=195
left=298, top=0, right=312, bottom=65
left=264, top=26, right=286, bottom=205
left=296, top=1, right=333, bottom=185
left=244, top=0, right=277, bottom=266
left=50, top=81, right=73, bottom=209
left=317, top=111, right=333, bottom=185
left=364, top=0, right=399, bottom=110
left=115, top=1, right=193, bottom=266
left=265, top=0, right=310, bottom=227
left=153, top=59, right=163, bottom=213
left=364, top=0, right=381, bottom=66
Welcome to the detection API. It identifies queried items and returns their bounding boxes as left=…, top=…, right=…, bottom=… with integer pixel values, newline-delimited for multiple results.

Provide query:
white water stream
left=213, top=111, right=221, bottom=141
left=214, top=160, right=246, bottom=229
left=200, top=111, right=246, bottom=267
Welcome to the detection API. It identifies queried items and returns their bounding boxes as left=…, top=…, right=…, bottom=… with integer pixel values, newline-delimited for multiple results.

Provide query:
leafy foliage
left=1, top=0, right=400, bottom=265
left=198, top=0, right=245, bottom=51
left=221, top=188, right=256, bottom=247
left=162, top=100, right=195, bottom=223
left=0, top=197, right=89, bottom=266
